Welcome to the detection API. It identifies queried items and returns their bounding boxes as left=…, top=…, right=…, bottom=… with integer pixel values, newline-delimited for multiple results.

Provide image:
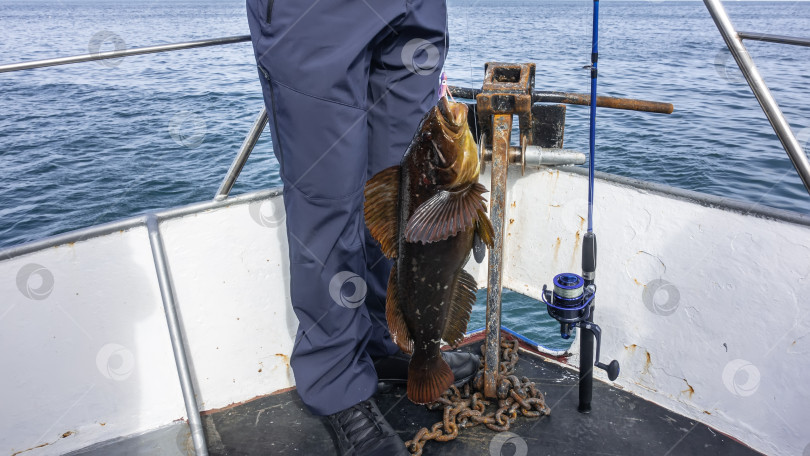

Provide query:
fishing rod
left=587, top=0, right=599, bottom=235
left=540, top=0, right=620, bottom=414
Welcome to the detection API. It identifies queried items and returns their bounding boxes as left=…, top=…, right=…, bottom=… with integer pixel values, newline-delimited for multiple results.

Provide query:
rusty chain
left=405, top=338, right=551, bottom=455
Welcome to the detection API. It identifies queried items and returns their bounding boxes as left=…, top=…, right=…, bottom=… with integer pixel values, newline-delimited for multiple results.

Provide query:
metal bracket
left=476, top=62, right=535, bottom=399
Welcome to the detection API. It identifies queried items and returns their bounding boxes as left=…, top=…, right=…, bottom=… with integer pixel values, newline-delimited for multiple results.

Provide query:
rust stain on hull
left=274, top=353, right=290, bottom=364
left=571, top=230, right=582, bottom=269
left=682, top=379, right=695, bottom=399
left=570, top=218, right=585, bottom=266
left=642, top=350, right=652, bottom=375
left=201, top=388, right=298, bottom=416
left=553, top=237, right=561, bottom=262
left=10, top=430, right=75, bottom=456
left=11, top=443, right=50, bottom=456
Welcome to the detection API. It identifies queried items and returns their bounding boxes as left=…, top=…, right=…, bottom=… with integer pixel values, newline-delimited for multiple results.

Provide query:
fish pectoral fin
left=475, top=208, right=495, bottom=249
left=385, top=265, right=414, bottom=355
left=364, top=165, right=400, bottom=258
left=442, top=269, right=477, bottom=348
left=404, top=182, right=490, bottom=244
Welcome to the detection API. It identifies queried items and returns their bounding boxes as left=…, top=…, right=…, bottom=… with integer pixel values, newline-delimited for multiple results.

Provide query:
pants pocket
left=267, top=82, right=369, bottom=200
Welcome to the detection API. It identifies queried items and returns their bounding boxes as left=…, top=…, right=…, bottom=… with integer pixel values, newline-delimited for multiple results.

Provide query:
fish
left=364, top=96, right=494, bottom=404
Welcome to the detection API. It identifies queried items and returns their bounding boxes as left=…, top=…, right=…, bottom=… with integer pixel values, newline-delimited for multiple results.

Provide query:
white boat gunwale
left=2, top=166, right=807, bottom=264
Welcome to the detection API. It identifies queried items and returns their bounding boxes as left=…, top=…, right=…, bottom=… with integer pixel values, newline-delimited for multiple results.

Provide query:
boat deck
left=199, top=339, right=759, bottom=456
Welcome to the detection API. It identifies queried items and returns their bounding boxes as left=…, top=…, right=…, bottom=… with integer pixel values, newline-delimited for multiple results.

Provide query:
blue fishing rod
left=540, top=0, right=620, bottom=414
left=587, top=0, right=599, bottom=235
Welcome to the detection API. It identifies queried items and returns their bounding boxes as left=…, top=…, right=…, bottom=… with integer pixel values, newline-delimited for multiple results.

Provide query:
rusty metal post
left=476, top=62, right=535, bottom=398
left=483, top=113, right=512, bottom=398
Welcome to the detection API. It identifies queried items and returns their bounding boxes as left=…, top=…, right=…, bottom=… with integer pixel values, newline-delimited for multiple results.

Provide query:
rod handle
left=596, top=360, right=620, bottom=382
left=582, top=231, right=597, bottom=278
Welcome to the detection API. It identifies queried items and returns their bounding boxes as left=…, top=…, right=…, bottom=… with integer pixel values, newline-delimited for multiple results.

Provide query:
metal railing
left=215, top=108, right=269, bottom=201
left=0, top=35, right=251, bottom=73
left=736, top=32, right=810, bottom=48
left=704, top=0, right=810, bottom=196
left=146, top=215, right=208, bottom=455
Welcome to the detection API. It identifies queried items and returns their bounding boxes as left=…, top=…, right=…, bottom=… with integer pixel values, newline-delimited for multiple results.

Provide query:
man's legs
left=246, top=0, right=409, bottom=416
left=247, top=0, right=459, bottom=418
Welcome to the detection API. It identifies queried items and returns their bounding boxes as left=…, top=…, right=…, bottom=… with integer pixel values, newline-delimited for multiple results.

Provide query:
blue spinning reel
left=542, top=272, right=620, bottom=382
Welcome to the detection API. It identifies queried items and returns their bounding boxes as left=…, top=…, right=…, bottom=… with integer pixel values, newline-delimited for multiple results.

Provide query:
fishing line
left=465, top=2, right=478, bottom=138
left=443, top=4, right=449, bottom=68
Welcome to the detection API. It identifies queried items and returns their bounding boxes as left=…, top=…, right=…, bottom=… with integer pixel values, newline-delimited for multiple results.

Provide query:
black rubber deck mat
left=203, top=341, right=760, bottom=456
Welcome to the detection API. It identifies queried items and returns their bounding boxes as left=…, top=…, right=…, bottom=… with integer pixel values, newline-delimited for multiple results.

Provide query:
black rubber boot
left=325, top=397, right=409, bottom=456
left=374, top=351, right=480, bottom=387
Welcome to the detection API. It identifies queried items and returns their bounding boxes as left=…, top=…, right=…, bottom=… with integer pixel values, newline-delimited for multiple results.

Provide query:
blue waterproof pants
left=247, top=0, right=447, bottom=415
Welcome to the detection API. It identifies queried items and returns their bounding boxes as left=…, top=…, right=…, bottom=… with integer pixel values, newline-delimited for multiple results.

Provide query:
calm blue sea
left=1, top=0, right=808, bottom=346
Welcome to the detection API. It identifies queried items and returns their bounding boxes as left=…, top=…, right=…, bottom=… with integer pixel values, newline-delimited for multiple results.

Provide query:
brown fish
left=364, top=97, right=494, bottom=404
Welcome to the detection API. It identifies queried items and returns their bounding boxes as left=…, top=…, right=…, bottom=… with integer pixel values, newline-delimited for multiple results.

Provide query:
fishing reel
left=541, top=272, right=620, bottom=382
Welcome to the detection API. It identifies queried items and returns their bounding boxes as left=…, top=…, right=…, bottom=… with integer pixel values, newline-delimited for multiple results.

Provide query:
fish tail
left=407, top=353, right=454, bottom=404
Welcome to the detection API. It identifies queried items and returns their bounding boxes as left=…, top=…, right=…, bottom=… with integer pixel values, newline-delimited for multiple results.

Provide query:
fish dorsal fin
left=404, top=182, right=490, bottom=244
left=442, top=269, right=477, bottom=348
left=385, top=264, right=414, bottom=354
left=364, top=166, right=400, bottom=258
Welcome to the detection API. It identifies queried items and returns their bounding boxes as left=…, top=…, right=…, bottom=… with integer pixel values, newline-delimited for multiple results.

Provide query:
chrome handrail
left=704, top=0, right=810, bottom=196
left=0, top=35, right=251, bottom=73
left=215, top=108, right=269, bottom=201
left=146, top=215, right=209, bottom=456
left=737, top=32, right=810, bottom=48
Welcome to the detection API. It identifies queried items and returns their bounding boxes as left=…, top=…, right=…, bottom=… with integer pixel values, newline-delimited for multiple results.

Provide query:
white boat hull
left=1, top=169, right=808, bottom=455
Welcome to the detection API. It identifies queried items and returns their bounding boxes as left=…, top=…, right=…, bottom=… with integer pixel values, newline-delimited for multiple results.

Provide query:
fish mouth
left=433, top=98, right=479, bottom=189
left=437, top=96, right=467, bottom=131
